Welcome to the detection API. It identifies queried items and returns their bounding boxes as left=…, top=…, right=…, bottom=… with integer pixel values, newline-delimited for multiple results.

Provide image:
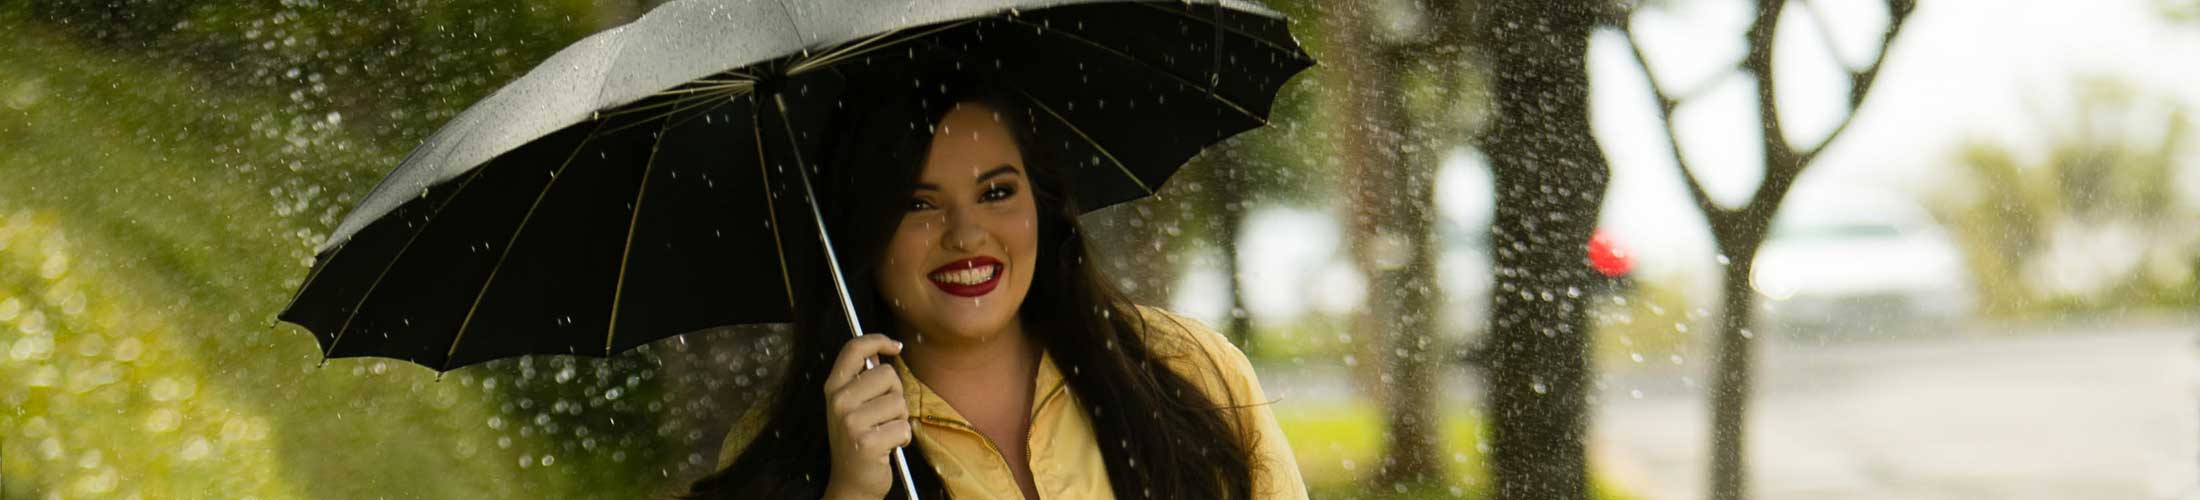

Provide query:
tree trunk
left=1474, top=1, right=1610, bottom=499
left=1708, top=235, right=1762, bottom=500
left=1216, top=170, right=1254, bottom=349
left=1610, top=1, right=1915, bottom=496
left=1087, top=196, right=1183, bottom=307
left=1332, top=4, right=1447, bottom=486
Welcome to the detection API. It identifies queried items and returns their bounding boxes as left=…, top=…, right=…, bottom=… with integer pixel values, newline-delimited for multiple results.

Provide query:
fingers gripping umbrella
left=277, top=0, right=1310, bottom=495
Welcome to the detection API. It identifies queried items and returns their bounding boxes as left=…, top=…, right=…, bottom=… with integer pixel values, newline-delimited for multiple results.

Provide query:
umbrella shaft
left=777, top=94, right=922, bottom=500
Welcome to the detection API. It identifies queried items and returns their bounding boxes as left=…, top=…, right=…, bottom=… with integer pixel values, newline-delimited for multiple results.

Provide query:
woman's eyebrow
left=914, top=164, right=1020, bottom=191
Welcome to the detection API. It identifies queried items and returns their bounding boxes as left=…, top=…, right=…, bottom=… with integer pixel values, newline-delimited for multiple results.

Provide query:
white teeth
left=929, top=264, right=998, bottom=286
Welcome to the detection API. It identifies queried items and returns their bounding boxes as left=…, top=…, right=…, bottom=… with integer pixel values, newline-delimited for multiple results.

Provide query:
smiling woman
left=875, top=108, right=1041, bottom=345
left=682, top=73, right=1305, bottom=500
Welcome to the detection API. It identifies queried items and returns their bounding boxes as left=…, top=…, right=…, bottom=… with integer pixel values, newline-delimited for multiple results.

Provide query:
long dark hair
left=682, top=70, right=1256, bottom=499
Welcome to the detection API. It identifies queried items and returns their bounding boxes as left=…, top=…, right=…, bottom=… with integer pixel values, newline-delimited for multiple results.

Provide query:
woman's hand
left=821, top=334, right=912, bottom=500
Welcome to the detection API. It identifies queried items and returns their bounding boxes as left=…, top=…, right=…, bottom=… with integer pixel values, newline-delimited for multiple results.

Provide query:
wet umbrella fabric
left=279, top=0, right=1309, bottom=372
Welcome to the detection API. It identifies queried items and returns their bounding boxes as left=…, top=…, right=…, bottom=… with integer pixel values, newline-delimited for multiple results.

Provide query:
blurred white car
left=1750, top=188, right=1973, bottom=339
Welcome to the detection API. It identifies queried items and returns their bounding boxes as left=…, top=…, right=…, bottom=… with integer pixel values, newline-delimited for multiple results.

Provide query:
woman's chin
left=910, top=306, right=1018, bottom=345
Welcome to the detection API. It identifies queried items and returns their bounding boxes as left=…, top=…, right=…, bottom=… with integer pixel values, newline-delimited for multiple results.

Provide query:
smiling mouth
left=928, top=258, right=1002, bottom=297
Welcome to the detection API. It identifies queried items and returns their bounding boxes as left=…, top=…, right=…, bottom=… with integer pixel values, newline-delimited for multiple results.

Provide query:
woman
left=684, top=73, right=1303, bottom=499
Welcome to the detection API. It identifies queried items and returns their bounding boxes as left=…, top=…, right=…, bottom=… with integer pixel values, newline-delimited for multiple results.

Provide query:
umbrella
left=276, top=0, right=1310, bottom=496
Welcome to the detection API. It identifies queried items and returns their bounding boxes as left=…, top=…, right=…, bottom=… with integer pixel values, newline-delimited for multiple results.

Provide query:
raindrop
left=180, top=437, right=211, bottom=461
left=113, top=338, right=142, bottom=362
left=147, top=409, right=179, bottom=432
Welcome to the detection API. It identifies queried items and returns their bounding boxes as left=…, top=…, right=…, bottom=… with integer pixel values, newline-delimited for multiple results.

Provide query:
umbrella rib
left=604, top=118, right=676, bottom=356
left=653, top=81, right=755, bottom=97
left=602, top=88, right=741, bottom=124
left=1133, top=2, right=1312, bottom=63
left=320, top=163, right=493, bottom=362
left=278, top=237, right=344, bottom=327
left=1004, top=85, right=1155, bottom=197
left=750, top=97, right=800, bottom=314
left=603, top=87, right=745, bottom=137
left=440, top=121, right=619, bottom=373
left=662, top=96, right=737, bottom=131
left=997, top=17, right=1267, bottom=124
left=787, top=28, right=904, bottom=74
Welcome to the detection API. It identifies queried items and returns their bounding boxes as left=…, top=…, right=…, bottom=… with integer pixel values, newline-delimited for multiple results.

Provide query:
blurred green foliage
left=14, top=0, right=601, bottom=155
left=0, top=7, right=697, bottom=497
left=1589, top=281, right=1704, bottom=372
left=1931, top=77, right=2200, bottom=316
left=1275, top=402, right=1640, bottom=500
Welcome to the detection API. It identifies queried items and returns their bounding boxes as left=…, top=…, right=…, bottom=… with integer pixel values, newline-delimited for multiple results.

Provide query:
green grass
left=1273, top=402, right=1641, bottom=500
left=1589, top=281, right=1706, bottom=372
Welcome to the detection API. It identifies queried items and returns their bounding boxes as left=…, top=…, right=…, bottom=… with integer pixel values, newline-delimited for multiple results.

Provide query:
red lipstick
left=927, top=257, right=1003, bottom=297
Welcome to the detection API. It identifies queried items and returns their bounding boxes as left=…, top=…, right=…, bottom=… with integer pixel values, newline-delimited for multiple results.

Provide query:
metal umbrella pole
left=777, top=94, right=923, bottom=500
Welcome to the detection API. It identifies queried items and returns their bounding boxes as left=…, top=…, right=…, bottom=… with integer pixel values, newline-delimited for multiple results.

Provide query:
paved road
left=1594, top=325, right=2200, bottom=500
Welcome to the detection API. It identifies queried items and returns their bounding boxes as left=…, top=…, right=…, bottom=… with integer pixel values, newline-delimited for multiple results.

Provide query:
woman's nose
left=941, top=207, right=987, bottom=252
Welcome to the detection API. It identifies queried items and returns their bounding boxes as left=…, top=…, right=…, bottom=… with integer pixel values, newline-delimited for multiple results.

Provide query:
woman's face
left=874, top=101, right=1040, bottom=345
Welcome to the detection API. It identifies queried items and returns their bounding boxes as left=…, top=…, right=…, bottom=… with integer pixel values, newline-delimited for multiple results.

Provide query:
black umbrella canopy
left=278, top=0, right=1313, bottom=373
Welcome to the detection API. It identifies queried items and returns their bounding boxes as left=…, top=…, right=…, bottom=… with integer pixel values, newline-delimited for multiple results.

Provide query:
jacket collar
left=891, top=348, right=1069, bottom=425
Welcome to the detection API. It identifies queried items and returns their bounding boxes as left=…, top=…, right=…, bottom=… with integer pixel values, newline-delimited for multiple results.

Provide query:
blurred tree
left=1468, top=1, right=1611, bottom=498
left=2163, top=0, right=2200, bottom=24
left=1320, top=0, right=1486, bottom=488
left=1171, top=58, right=1334, bottom=348
left=1935, top=77, right=2197, bottom=314
left=1616, top=0, right=1916, bottom=498
left=1083, top=193, right=1186, bottom=307
left=1088, top=1, right=1337, bottom=344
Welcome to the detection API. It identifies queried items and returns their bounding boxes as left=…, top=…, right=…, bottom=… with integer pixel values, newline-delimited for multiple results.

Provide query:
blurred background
left=2, top=0, right=2197, bottom=498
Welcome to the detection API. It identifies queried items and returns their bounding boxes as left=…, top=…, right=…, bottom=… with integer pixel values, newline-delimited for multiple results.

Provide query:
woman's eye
left=982, top=184, right=1017, bottom=202
left=908, top=198, right=935, bottom=211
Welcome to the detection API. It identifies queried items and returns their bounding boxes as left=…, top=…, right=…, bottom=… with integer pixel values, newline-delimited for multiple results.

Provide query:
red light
left=1588, top=229, right=1631, bottom=278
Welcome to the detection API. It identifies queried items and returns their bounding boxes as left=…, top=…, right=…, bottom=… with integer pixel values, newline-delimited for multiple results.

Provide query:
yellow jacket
left=717, top=306, right=1307, bottom=499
